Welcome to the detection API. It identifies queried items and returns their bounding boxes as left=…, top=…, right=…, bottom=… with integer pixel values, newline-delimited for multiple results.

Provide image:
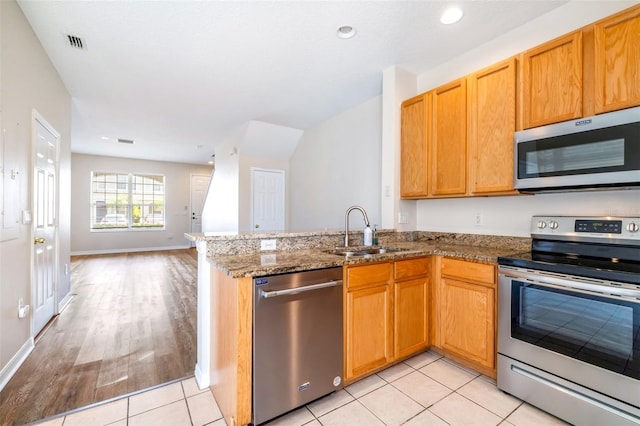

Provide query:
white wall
left=289, top=96, right=382, bottom=231
left=201, top=139, right=240, bottom=233
left=402, top=1, right=640, bottom=237
left=71, top=154, right=212, bottom=254
left=0, top=0, right=72, bottom=384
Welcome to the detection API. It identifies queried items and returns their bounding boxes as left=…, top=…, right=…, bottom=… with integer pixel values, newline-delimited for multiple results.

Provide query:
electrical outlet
left=398, top=212, right=409, bottom=224
left=260, top=239, right=277, bottom=251
left=474, top=213, right=483, bottom=226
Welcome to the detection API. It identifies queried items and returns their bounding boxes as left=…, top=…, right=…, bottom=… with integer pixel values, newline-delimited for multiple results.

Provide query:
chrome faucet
left=344, top=205, right=370, bottom=247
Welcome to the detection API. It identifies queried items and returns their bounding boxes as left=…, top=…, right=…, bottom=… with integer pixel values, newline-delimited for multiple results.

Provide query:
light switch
left=21, top=210, right=32, bottom=225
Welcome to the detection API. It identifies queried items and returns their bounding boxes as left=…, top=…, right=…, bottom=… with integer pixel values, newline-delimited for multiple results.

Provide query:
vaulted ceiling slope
left=18, top=0, right=568, bottom=165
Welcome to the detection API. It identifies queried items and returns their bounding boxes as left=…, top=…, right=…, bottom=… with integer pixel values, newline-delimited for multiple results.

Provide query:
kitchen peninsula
left=186, top=229, right=529, bottom=426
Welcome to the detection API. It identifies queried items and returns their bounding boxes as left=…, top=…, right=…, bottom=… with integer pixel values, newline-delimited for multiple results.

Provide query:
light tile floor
left=32, top=351, right=569, bottom=426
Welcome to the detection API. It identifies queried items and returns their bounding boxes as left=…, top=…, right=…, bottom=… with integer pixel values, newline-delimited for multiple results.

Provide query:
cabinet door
left=401, top=93, right=431, bottom=198
left=522, top=32, right=583, bottom=128
left=468, top=58, right=517, bottom=195
left=439, top=277, right=495, bottom=370
left=431, top=79, right=467, bottom=196
left=395, top=277, right=428, bottom=359
left=345, top=284, right=393, bottom=381
left=594, top=6, right=640, bottom=113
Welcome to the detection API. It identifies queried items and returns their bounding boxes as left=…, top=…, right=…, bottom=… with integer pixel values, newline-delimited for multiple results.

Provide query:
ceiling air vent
left=117, top=138, right=135, bottom=145
left=66, top=34, right=85, bottom=50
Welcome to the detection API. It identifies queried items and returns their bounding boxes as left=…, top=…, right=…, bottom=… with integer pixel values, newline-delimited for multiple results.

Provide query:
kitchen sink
left=325, top=247, right=410, bottom=257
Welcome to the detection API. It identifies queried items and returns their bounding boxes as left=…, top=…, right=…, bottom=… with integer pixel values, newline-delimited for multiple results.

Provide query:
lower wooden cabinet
left=435, top=257, right=497, bottom=377
left=344, top=257, right=430, bottom=382
left=394, top=258, right=430, bottom=359
left=345, top=281, right=393, bottom=381
left=345, top=255, right=497, bottom=382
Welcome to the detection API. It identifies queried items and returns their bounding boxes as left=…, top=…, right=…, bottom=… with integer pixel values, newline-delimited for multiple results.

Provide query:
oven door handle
left=500, top=269, right=640, bottom=302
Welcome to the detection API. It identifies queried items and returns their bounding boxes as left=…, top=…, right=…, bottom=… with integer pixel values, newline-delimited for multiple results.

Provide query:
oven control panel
left=531, top=215, right=640, bottom=244
left=574, top=219, right=622, bottom=234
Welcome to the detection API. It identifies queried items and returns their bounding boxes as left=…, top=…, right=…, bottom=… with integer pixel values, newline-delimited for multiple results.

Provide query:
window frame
left=90, top=171, right=166, bottom=232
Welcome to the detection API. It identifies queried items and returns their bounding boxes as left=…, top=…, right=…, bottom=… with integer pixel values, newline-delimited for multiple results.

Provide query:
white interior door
left=190, top=174, right=210, bottom=244
left=252, top=168, right=285, bottom=232
left=32, top=113, right=59, bottom=336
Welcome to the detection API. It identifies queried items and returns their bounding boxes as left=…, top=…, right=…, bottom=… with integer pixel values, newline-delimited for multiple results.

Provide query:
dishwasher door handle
left=260, top=280, right=343, bottom=298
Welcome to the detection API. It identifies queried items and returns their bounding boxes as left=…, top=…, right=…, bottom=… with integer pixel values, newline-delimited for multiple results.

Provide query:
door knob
left=34, top=237, right=45, bottom=244
left=255, top=224, right=260, bottom=229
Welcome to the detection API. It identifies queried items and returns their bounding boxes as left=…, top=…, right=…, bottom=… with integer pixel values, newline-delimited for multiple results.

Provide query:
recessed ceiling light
left=336, top=25, right=357, bottom=39
left=440, top=6, right=463, bottom=25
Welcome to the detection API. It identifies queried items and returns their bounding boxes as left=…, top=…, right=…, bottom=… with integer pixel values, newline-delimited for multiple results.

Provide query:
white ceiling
left=17, top=0, right=571, bottom=165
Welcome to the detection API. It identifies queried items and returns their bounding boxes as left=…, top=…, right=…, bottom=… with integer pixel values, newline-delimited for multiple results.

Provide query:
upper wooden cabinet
left=594, top=6, right=640, bottom=114
left=400, top=93, right=430, bottom=198
left=521, top=31, right=583, bottom=129
left=468, top=58, right=517, bottom=195
left=400, top=61, right=516, bottom=199
left=431, top=79, right=467, bottom=196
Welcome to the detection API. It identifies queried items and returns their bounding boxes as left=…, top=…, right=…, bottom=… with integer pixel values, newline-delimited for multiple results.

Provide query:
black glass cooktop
left=498, top=240, right=640, bottom=286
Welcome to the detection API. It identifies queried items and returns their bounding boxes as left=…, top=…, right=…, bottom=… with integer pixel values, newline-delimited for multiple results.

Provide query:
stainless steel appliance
left=253, top=267, right=344, bottom=425
left=497, top=216, right=640, bottom=425
left=514, top=106, right=640, bottom=192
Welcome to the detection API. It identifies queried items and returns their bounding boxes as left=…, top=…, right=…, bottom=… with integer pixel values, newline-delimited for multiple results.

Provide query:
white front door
left=190, top=174, right=210, bottom=244
left=32, top=113, right=59, bottom=336
left=251, top=168, right=285, bottom=232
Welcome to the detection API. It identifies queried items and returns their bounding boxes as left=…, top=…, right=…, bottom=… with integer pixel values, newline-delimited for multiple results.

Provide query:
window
left=91, top=172, right=165, bottom=230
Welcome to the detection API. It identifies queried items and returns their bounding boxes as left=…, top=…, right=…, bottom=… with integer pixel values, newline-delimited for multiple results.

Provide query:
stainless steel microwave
left=514, top=106, right=640, bottom=192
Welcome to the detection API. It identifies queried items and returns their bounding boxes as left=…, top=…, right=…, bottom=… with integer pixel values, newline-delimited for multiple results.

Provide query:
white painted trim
left=195, top=239, right=211, bottom=390
left=70, top=244, right=191, bottom=256
left=58, top=292, right=73, bottom=313
left=0, top=338, right=34, bottom=392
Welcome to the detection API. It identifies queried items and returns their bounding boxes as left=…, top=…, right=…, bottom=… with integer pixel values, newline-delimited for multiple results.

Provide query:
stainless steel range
left=497, top=216, right=640, bottom=425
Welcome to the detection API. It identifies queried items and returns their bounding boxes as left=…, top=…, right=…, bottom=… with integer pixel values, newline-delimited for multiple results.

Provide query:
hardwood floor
left=0, top=249, right=198, bottom=426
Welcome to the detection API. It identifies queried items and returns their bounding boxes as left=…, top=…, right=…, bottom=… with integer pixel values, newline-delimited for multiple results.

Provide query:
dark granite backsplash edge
left=185, top=230, right=531, bottom=257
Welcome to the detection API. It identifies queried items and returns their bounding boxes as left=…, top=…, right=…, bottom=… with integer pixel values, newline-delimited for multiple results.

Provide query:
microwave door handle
left=501, top=270, right=640, bottom=302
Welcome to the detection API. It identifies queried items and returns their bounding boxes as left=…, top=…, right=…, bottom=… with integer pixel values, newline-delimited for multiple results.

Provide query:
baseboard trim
left=70, top=245, right=191, bottom=256
left=0, top=338, right=34, bottom=392
left=194, top=364, right=210, bottom=389
left=58, top=292, right=73, bottom=313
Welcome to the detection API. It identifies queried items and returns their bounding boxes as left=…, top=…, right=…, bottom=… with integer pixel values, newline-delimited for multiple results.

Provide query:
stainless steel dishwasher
left=253, top=266, right=343, bottom=425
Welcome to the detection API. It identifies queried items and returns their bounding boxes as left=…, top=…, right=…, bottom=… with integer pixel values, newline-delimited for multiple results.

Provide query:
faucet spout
left=344, top=205, right=370, bottom=247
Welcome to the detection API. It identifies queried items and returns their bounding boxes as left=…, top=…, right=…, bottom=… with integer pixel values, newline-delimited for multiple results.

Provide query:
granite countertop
left=208, top=241, right=524, bottom=278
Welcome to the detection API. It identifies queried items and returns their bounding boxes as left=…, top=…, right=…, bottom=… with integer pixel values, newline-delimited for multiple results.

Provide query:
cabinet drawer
left=441, top=258, right=495, bottom=285
left=346, top=262, right=392, bottom=290
left=395, top=257, right=430, bottom=281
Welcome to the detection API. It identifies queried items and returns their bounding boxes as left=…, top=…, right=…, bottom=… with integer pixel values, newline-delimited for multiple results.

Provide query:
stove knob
left=549, top=220, right=559, bottom=229
left=536, top=220, right=547, bottom=229
left=627, top=222, right=639, bottom=233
